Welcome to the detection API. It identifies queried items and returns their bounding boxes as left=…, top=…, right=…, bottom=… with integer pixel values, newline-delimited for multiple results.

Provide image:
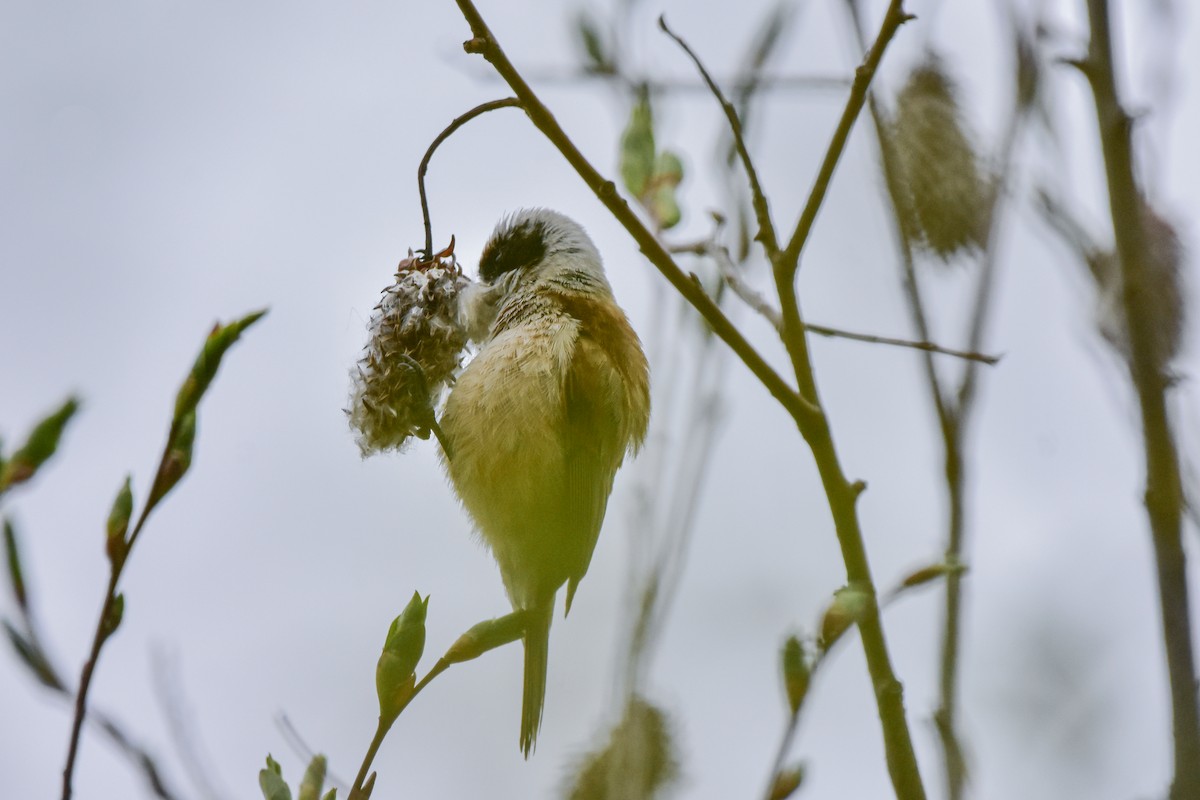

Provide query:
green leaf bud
left=105, top=477, right=134, bottom=567
left=0, top=397, right=79, bottom=491
left=620, top=94, right=656, bottom=200
left=444, top=611, right=527, bottom=664
left=259, top=754, right=292, bottom=800
left=376, top=592, right=429, bottom=722
left=819, top=585, right=872, bottom=651
left=780, top=635, right=810, bottom=715
left=298, top=755, right=326, bottom=800
left=768, top=763, right=806, bottom=799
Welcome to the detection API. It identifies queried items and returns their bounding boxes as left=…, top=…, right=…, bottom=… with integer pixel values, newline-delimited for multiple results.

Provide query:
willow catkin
left=1096, top=203, right=1186, bottom=372
left=348, top=247, right=470, bottom=455
left=891, top=56, right=987, bottom=260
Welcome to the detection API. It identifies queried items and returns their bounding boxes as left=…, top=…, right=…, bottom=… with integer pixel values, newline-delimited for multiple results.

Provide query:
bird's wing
left=560, top=333, right=626, bottom=615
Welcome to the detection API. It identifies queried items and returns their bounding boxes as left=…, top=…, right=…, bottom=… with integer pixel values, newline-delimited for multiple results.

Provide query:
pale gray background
left=2, top=0, right=1198, bottom=798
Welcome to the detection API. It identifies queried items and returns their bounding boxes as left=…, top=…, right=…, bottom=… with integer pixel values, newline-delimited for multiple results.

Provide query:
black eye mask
left=478, top=219, right=549, bottom=283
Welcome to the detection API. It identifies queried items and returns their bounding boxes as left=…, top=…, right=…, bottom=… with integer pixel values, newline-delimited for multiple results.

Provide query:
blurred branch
left=418, top=97, right=522, bottom=256
left=670, top=238, right=1000, bottom=363
left=1078, top=1, right=1200, bottom=796
left=152, top=648, right=230, bottom=800
left=3, top=520, right=185, bottom=800
left=472, top=66, right=854, bottom=93
left=837, top=1, right=1038, bottom=796
left=62, top=310, right=267, bottom=800
left=658, top=16, right=782, bottom=256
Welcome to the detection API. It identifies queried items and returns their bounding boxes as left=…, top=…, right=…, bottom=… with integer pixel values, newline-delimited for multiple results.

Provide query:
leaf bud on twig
left=376, top=592, right=429, bottom=722
left=780, top=635, right=811, bottom=715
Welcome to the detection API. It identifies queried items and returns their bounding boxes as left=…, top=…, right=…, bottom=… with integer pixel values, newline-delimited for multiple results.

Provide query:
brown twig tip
left=657, top=11, right=780, bottom=257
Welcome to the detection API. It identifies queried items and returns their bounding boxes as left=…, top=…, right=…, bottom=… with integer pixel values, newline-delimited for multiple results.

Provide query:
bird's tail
left=520, top=598, right=555, bottom=758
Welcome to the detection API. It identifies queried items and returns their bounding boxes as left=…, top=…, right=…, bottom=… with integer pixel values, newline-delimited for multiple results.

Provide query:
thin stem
left=1082, top=1, right=1200, bottom=796
left=779, top=0, right=914, bottom=273
left=839, top=2, right=968, bottom=794
left=804, top=322, right=998, bottom=365
left=658, top=16, right=781, bottom=256
left=61, top=504, right=152, bottom=800
left=418, top=98, right=522, bottom=256
left=671, top=239, right=998, bottom=363
left=347, top=658, right=452, bottom=800
left=475, top=67, right=853, bottom=93
left=932, top=83, right=1029, bottom=800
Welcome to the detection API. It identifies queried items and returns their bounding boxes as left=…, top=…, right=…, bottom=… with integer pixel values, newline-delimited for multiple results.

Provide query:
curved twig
left=658, top=16, right=780, bottom=257
left=418, top=98, right=522, bottom=256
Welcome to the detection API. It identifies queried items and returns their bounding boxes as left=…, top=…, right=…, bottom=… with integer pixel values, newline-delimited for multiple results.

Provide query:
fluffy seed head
left=891, top=55, right=988, bottom=260
left=348, top=244, right=470, bottom=455
left=1096, top=202, right=1186, bottom=371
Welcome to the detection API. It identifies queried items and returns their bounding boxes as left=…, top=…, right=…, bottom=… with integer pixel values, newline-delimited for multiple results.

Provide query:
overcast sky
left=2, top=1, right=1199, bottom=798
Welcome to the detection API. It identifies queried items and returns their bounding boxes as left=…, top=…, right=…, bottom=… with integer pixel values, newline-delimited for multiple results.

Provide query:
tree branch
left=451, top=0, right=819, bottom=427
left=1081, top=2, right=1200, bottom=797
left=657, top=16, right=781, bottom=257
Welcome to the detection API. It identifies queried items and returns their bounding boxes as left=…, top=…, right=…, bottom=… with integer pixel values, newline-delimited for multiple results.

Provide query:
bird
left=439, top=208, right=651, bottom=757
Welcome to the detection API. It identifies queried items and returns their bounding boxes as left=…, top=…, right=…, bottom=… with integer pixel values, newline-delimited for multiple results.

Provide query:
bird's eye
left=479, top=220, right=547, bottom=283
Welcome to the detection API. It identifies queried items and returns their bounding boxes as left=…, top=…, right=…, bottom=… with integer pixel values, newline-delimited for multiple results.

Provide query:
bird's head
left=460, top=208, right=610, bottom=342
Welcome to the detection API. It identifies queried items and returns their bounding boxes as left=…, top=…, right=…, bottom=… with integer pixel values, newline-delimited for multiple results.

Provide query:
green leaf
left=259, top=754, right=292, bottom=800
left=0, top=397, right=80, bottom=491
left=4, top=518, right=27, bottom=610
left=649, top=184, right=682, bottom=230
left=4, top=619, right=65, bottom=690
left=818, top=585, right=872, bottom=651
left=322, top=790, right=337, bottom=800
left=444, top=610, right=527, bottom=664
left=173, top=310, right=267, bottom=427
left=653, top=150, right=684, bottom=186
left=780, top=635, right=810, bottom=714
left=146, top=411, right=196, bottom=511
left=298, top=755, right=327, bottom=800
left=376, top=592, right=429, bottom=722
left=101, top=593, right=125, bottom=639
left=105, top=477, right=134, bottom=567
left=619, top=94, right=656, bottom=200
left=574, top=11, right=612, bottom=74
left=768, top=763, right=806, bottom=799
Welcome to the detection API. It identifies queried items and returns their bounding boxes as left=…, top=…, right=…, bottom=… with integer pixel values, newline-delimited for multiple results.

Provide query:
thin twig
left=780, top=0, right=915, bottom=273
left=418, top=98, right=522, bottom=256
left=658, top=0, right=925, bottom=794
left=805, top=322, right=999, bottom=364
left=347, top=657, right=450, bottom=800
left=474, top=66, right=854, bottom=93
left=61, top=502, right=153, bottom=800
left=658, top=16, right=781, bottom=256
left=671, top=239, right=1000, bottom=363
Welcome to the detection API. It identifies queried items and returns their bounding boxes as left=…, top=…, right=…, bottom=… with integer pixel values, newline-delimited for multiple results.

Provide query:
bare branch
left=658, top=16, right=781, bottom=257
